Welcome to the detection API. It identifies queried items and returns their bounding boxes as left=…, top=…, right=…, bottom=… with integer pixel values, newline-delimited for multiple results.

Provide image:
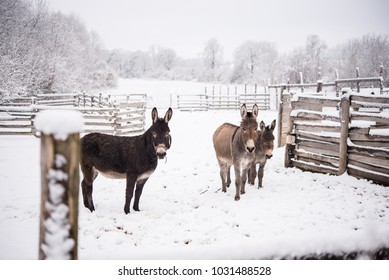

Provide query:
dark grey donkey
left=213, top=104, right=259, bottom=201
left=80, top=107, right=173, bottom=214
left=248, top=119, right=276, bottom=188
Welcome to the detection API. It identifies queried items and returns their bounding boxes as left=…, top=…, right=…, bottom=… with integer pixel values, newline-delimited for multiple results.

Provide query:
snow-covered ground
left=1, top=79, right=389, bottom=259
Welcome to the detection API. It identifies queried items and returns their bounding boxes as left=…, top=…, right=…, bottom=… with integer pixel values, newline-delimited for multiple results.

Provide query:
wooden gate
left=282, top=91, right=389, bottom=186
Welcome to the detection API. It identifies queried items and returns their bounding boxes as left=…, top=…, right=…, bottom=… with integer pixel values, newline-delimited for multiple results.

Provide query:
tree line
left=0, top=0, right=115, bottom=99
left=110, top=33, right=388, bottom=86
left=1, top=0, right=388, bottom=99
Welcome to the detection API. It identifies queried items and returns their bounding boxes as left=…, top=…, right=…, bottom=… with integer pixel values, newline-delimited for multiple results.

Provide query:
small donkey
left=248, top=119, right=276, bottom=188
left=80, top=107, right=172, bottom=214
left=213, top=104, right=259, bottom=201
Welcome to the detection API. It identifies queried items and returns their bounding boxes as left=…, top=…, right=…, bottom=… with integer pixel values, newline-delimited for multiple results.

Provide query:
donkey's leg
left=218, top=160, right=229, bottom=192
left=80, top=163, right=95, bottom=212
left=248, top=162, right=256, bottom=185
left=226, top=166, right=231, bottom=188
left=133, top=179, right=148, bottom=212
left=233, top=165, right=241, bottom=201
left=240, top=168, right=249, bottom=195
left=124, top=174, right=137, bottom=214
left=258, top=163, right=265, bottom=188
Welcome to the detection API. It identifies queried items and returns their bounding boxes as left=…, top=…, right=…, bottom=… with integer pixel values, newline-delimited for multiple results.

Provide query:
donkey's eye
left=165, top=132, right=170, bottom=137
left=242, top=128, right=246, bottom=133
left=152, top=132, right=157, bottom=138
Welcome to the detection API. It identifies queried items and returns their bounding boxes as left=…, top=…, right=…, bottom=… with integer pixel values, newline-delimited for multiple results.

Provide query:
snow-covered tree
left=231, top=41, right=278, bottom=83
left=199, top=38, right=224, bottom=81
left=0, top=0, right=116, bottom=98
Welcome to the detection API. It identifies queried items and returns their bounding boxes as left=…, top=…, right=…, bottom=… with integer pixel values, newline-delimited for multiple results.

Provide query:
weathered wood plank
left=0, top=124, right=32, bottom=128
left=292, top=97, right=339, bottom=108
left=293, top=149, right=339, bottom=167
left=348, top=145, right=389, bottom=159
left=349, top=127, right=370, bottom=134
left=351, top=113, right=389, bottom=124
left=295, top=123, right=341, bottom=133
left=296, top=138, right=340, bottom=151
left=291, top=111, right=340, bottom=122
left=349, top=133, right=389, bottom=142
left=348, top=153, right=389, bottom=169
left=297, top=143, right=340, bottom=157
left=350, top=94, right=389, bottom=104
left=297, top=131, right=341, bottom=144
left=349, top=140, right=389, bottom=148
left=348, top=159, right=389, bottom=176
left=291, top=159, right=339, bottom=175
left=348, top=166, right=389, bottom=186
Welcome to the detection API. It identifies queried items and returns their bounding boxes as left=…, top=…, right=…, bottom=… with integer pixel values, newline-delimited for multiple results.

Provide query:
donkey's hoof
left=234, top=196, right=240, bottom=201
left=85, top=204, right=95, bottom=212
left=133, top=206, right=140, bottom=212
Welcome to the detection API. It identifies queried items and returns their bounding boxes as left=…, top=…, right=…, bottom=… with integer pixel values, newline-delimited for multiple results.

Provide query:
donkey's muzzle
left=246, top=139, right=255, bottom=154
left=156, top=145, right=167, bottom=159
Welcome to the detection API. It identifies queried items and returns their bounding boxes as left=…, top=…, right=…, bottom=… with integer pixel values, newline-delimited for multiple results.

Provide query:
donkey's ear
left=164, top=107, right=173, bottom=123
left=270, top=119, right=276, bottom=130
left=151, top=107, right=158, bottom=123
left=260, top=120, right=265, bottom=131
left=252, top=104, right=259, bottom=118
left=240, top=104, right=247, bottom=118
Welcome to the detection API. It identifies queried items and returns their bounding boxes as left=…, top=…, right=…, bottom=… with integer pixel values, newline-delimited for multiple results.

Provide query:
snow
left=1, top=101, right=389, bottom=259
left=34, top=110, right=84, bottom=140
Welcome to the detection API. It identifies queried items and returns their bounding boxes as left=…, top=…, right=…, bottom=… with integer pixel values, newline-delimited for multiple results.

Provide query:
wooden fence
left=0, top=93, right=147, bottom=136
left=177, top=91, right=271, bottom=111
left=269, top=66, right=386, bottom=96
left=281, top=91, right=389, bottom=186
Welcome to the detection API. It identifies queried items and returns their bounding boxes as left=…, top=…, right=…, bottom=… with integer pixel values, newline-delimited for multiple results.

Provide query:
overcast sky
left=48, top=0, right=389, bottom=60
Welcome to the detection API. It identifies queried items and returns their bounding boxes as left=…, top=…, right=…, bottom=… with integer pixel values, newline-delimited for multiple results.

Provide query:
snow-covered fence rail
left=282, top=91, right=389, bottom=186
left=0, top=93, right=147, bottom=136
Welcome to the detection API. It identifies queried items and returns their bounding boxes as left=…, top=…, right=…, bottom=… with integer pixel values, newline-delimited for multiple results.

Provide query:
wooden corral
left=0, top=93, right=147, bottom=136
left=280, top=91, right=389, bottom=186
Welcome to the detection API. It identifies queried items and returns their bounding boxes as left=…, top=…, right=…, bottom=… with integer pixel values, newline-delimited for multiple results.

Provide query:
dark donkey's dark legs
left=133, top=179, right=148, bottom=212
left=81, top=164, right=96, bottom=212
left=124, top=174, right=137, bottom=214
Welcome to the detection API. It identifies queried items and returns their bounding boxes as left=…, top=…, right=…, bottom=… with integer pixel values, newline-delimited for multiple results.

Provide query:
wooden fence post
left=356, top=67, right=360, bottom=93
left=278, top=92, right=292, bottom=148
left=335, top=69, right=340, bottom=97
left=299, top=72, right=304, bottom=93
left=35, top=110, right=83, bottom=260
left=338, top=94, right=350, bottom=175
left=380, top=65, right=384, bottom=95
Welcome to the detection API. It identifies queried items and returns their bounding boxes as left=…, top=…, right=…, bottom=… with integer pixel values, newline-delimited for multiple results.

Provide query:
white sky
left=48, top=0, right=389, bottom=60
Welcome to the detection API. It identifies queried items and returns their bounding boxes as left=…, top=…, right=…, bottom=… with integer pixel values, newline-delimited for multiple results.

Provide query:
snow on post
left=35, top=110, right=84, bottom=260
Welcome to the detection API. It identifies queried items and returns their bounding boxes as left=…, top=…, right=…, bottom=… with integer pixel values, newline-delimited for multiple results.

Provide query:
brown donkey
left=248, top=119, right=276, bottom=188
left=213, top=104, right=259, bottom=201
